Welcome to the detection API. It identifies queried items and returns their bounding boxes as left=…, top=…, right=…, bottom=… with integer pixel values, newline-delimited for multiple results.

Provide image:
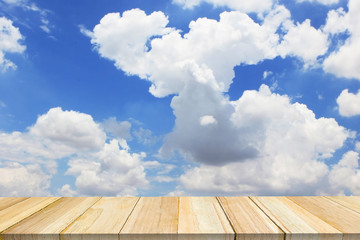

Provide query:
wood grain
left=1, top=197, right=100, bottom=240
left=0, top=197, right=60, bottom=233
left=0, top=198, right=28, bottom=212
left=326, top=196, right=360, bottom=214
left=288, top=196, right=360, bottom=240
left=120, top=197, right=178, bottom=240
left=218, top=197, right=283, bottom=240
left=61, top=197, right=139, bottom=240
left=252, top=196, right=342, bottom=240
left=178, top=197, right=234, bottom=240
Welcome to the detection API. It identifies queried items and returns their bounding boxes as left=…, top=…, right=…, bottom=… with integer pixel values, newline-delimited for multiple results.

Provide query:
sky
left=0, top=0, right=360, bottom=197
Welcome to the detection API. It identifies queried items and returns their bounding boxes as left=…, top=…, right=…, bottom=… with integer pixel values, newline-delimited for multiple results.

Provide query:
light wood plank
left=218, top=197, right=283, bottom=240
left=288, top=196, right=360, bottom=240
left=252, top=196, right=342, bottom=240
left=178, top=197, right=234, bottom=240
left=120, top=197, right=178, bottom=240
left=326, top=196, right=360, bottom=214
left=61, top=197, right=139, bottom=240
left=0, top=198, right=28, bottom=212
left=2, top=197, right=100, bottom=240
left=0, top=197, right=60, bottom=233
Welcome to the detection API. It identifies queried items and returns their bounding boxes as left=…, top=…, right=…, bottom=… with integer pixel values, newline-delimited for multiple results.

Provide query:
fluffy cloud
left=172, top=0, right=274, bottom=13
left=29, top=107, right=106, bottom=150
left=323, top=0, right=360, bottom=80
left=0, top=107, right=149, bottom=196
left=329, top=151, right=360, bottom=195
left=65, top=139, right=148, bottom=196
left=277, top=19, right=329, bottom=66
left=0, top=162, right=50, bottom=196
left=336, top=89, right=360, bottom=117
left=174, top=85, right=348, bottom=195
left=0, top=17, right=26, bottom=71
left=87, top=7, right=353, bottom=195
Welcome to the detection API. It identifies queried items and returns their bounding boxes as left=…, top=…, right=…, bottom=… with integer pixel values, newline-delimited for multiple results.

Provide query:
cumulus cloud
left=87, top=7, right=351, bottom=195
left=65, top=139, right=148, bottom=196
left=0, top=17, right=26, bottom=71
left=87, top=7, right=297, bottom=97
left=329, top=151, right=360, bottom=195
left=0, top=107, right=150, bottom=196
left=323, top=0, right=360, bottom=80
left=172, top=0, right=274, bottom=13
left=0, top=162, right=50, bottom=196
left=174, top=85, right=348, bottom=195
left=29, top=107, right=106, bottom=150
left=336, top=89, right=360, bottom=117
left=278, top=19, right=329, bottom=66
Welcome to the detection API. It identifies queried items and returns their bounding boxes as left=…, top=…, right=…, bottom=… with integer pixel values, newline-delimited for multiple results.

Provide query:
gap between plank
left=118, top=196, right=142, bottom=240
left=59, top=197, right=102, bottom=238
left=0, top=197, right=62, bottom=234
left=324, top=196, right=360, bottom=215
left=248, top=196, right=286, bottom=240
left=0, top=197, right=30, bottom=211
left=215, top=197, right=236, bottom=240
left=285, top=196, right=345, bottom=240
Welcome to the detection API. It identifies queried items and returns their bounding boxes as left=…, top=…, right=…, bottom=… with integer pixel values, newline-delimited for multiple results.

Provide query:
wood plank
left=0, top=197, right=60, bottom=233
left=288, top=196, right=360, bottom=240
left=2, top=197, right=100, bottom=240
left=218, top=197, right=283, bottom=240
left=326, top=196, right=360, bottom=214
left=0, top=198, right=28, bottom=212
left=252, top=196, right=342, bottom=240
left=178, top=197, right=234, bottom=240
left=120, top=197, right=178, bottom=240
left=61, top=197, right=139, bottom=240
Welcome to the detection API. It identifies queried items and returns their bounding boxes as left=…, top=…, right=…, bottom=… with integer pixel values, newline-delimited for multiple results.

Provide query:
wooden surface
left=0, top=197, right=359, bottom=240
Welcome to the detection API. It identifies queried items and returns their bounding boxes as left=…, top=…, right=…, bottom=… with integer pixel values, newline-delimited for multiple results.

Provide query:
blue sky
left=0, top=0, right=360, bottom=196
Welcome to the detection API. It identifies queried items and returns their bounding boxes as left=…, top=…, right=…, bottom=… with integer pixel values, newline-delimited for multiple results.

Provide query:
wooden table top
left=0, top=196, right=359, bottom=240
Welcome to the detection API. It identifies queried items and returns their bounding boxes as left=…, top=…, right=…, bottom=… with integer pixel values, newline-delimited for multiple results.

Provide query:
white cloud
left=323, top=7, right=347, bottom=34
left=87, top=7, right=353, bottom=195
left=65, top=139, right=148, bottom=196
left=90, top=9, right=174, bottom=83
left=57, top=184, right=77, bottom=197
left=0, top=107, right=150, bottom=196
left=0, top=17, right=26, bottom=71
left=263, top=70, right=273, bottom=79
left=29, top=107, right=106, bottom=150
left=277, top=19, right=329, bottom=66
left=296, top=0, right=339, bottom=5
left=329, top=151, right=360, bottom=195
left=200, top=115, right=217, bottom=126
left=323, top=0, right=360, bottom=80
left=175, top=85, right=348, bottom=195
left=88, top=7, right=295, bottom=98
left=0, top=161, right=50, bottom=196
left=155, top=176, right=175, bottom=183
left=356, top=142, right=360, bottom=152
left=2, top=0, right=26, bottom=5
left=172, top=0, right=274, bottom=13
left=336, top=89, right=360, bottom=117
left=2, top=0, right=51, bottom=34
